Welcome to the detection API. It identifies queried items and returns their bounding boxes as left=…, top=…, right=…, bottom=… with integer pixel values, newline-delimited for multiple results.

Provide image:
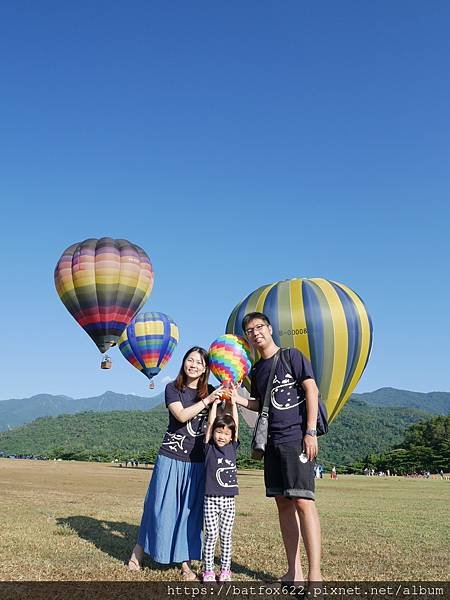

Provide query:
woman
left=128, top=346, right=223, bottom=580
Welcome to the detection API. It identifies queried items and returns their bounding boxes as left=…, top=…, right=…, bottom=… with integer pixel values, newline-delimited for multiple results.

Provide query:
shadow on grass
left=56, top=516, right=171, bottom=574
left=56, top=516, right=274, bottom=580
left=231, top=562, right=274, bottom=582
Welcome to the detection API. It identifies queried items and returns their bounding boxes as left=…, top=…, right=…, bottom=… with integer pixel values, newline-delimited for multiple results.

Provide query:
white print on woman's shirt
left=162, top=410, right=208, bottom=454
left=186, top=410, right=208, bottom=437
left=271, top=373, right=305, bottom=411
left=161, top=432, right=187, bottom=453
left=215, top=457, right=238, bottom=488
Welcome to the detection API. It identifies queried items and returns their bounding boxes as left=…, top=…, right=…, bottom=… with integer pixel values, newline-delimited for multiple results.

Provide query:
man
left=233, top=312, right=322, bottom=582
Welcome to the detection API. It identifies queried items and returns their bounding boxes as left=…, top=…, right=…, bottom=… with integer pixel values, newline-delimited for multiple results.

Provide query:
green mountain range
left=0, top=396, right=441, bottom=468
left=1, top=387, right=448, bottom=433
left=0, top=391, right=163, bottom=431
left=352, top=387, right=449, bottom=414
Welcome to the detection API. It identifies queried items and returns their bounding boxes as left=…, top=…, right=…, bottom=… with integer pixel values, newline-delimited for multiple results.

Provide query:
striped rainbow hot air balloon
left=118, top=312, right=179, bottom=384
left=208, top=334, right=252, bottom=386
left=226, top=278, right=373, bottom=422
left=54, top=238, right=154, bottom=357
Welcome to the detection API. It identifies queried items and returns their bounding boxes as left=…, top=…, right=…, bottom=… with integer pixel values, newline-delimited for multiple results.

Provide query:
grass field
left=0, top=458, right=448, bottom=581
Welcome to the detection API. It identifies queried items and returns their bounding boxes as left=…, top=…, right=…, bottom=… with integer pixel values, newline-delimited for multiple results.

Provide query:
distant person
left=128, top=347, right=223, bottom=580
left=235, top=312, right=322, bottom=583
left=331, top=466, right=337, bottom=480
left=202, top=393, right=239, bottom=582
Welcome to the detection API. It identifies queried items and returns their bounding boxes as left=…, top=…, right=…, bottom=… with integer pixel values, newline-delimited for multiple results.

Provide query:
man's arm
left=232, top=388, right=260, bottom=412
left=302, top=377, right=319, bottom=460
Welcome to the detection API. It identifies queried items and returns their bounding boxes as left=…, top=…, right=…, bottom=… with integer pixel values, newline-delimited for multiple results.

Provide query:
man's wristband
left=305, top=428, right=317, bottom=437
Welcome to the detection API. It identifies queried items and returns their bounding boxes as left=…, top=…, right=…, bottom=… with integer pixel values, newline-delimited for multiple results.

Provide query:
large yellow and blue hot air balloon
left=118, top=312, right=179, bottom=384
left=54, top=238, right=154, bottom=356
left=226, top=278, right=373, bottom=422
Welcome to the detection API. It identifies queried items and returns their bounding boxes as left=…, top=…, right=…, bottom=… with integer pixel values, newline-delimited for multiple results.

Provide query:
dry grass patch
left=0, top=459, right=448, bottom=581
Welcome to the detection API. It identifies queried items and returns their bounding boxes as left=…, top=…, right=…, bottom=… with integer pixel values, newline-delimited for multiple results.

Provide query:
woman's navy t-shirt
left=158, top=381, right=214, bottom=463
left=204, top=439, right=240, bottom=496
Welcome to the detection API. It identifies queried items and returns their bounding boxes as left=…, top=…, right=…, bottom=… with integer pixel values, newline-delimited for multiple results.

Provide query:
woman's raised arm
left=168, top=387, right=223, bottom=423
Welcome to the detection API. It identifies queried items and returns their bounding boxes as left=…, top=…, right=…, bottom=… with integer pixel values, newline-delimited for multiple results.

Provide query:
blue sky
left=1, top=1, right=449, bottom=400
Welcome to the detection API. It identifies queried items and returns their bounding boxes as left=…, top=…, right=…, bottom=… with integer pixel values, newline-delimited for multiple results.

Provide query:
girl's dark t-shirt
left=158, top=381, right=214, bottom=463
left=204, top=439, right=240, bottom=496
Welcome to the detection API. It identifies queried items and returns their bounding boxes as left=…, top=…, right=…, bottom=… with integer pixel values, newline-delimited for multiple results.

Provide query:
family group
left=128, top=312, right=322, bottom=583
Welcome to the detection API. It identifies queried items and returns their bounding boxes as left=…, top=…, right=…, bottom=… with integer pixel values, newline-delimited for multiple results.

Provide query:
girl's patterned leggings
left=203, top=495, right=236, bottom=571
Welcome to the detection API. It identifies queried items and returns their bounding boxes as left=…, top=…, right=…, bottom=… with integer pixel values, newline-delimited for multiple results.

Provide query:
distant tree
left=359, top=415, right=449, bottom=474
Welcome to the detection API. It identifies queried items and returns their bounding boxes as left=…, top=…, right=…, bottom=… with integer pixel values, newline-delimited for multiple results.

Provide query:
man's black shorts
left=264, top=443, right=315, bottom=500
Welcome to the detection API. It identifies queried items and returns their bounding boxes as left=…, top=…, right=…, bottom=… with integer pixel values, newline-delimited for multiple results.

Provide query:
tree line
left=0, top=403, right=447, bottom=473
left=354, top=415, right=449, bottom=474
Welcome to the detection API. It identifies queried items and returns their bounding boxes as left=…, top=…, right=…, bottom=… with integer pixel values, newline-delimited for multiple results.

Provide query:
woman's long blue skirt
left=137, top=454, right=205, bottom=564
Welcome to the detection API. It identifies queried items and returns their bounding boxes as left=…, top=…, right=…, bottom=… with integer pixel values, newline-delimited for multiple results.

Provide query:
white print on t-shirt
left=186, top=410, right=208, bottom=437
left=161, top=432, right=188, bottom=453
left=215, top=457, right=238, bottom=488
left=270, top=373, right=305, bottom=411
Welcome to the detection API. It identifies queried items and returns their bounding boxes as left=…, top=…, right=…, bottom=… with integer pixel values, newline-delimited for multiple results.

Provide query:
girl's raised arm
left=205, top=398, right=220, bottom=443
left=230, top=394, right=239, bottom=440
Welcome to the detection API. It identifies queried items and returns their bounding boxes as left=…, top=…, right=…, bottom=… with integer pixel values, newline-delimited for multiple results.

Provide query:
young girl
left=202, top=394, right=239, bottom=582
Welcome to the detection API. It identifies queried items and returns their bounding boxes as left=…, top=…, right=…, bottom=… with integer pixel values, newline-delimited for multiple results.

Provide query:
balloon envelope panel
left=118, top=312, right=179, bottom=380
left=208, top=334, right=252, bottom=385
left=54, top=238, right=154, bottom=353
left=226, top=278, right=373, bottom=422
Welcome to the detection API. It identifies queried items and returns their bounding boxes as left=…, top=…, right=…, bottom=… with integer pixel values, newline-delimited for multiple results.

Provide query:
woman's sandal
left=181, top=568, right=199, bottom=581
left=128, top=554, right=141, bottom=572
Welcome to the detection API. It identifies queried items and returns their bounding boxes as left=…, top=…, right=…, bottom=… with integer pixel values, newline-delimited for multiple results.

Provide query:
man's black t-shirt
left=250, top=348, right=315, bottom=445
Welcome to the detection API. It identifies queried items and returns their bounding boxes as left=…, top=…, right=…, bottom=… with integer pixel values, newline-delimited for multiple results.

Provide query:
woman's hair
left=211, top=413, right=237, bottom=441
left=174, top=346, right=210, bottom=399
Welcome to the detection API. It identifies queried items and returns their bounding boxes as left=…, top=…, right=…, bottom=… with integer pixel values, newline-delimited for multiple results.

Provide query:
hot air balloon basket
left=101, top=359, right=112, bottom=369
left=220, top=384, right=232, bottom=401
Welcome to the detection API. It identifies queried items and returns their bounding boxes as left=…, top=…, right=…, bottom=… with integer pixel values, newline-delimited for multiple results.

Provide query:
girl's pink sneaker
left=202, top=570, right=216, bottom=582
left=219, top=569, right=231, bottom=582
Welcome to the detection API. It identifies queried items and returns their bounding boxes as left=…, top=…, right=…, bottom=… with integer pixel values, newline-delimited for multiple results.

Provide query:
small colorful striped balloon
left=118, top=312, right=179, bottom=381
left=208, top=334, right=252, bottom=385
left=54, top=238, right=154, bottom=354
left=226, top=278, right=373, bottom=422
